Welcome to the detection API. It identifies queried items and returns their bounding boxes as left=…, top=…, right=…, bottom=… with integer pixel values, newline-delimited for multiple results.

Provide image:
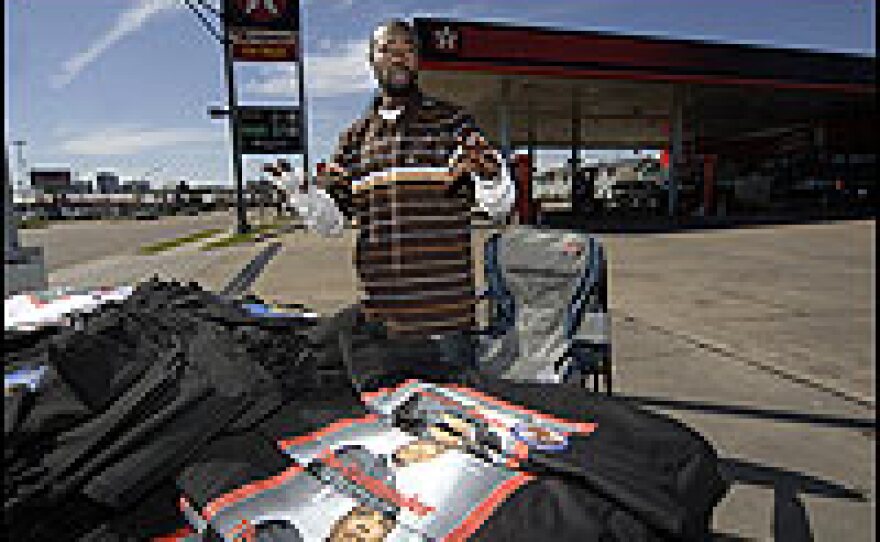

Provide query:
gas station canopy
left=414, top=18, right=875, bottom=151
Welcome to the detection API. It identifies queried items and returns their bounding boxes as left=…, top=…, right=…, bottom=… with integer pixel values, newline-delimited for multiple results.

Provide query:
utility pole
left=222, top=18, right=249, bottom=234
left=144, top=166, right=162, bottom=188
left=668, top=85, right=685, bottom=219
left=296, top=11, right=310, bottom=191
left=11, top=140, right=27, bottom=192
left=5, top=152, right=20, bottom=257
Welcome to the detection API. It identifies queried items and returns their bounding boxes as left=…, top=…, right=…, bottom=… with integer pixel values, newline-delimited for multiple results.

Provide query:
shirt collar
left=378, top=108, right=402, bottom=121
left=371, top=88, right=423, bottom=118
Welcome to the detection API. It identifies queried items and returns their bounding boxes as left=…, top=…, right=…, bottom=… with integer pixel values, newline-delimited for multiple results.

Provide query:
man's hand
left=317, top=162, right=347, bottom=191
left=451, top=130, right=501, bottom=181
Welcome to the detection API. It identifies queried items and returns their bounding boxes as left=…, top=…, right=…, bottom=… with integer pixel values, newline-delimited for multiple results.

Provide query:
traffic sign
left=225, top=0, right=299, bottom=31
left=237, top=106, right=302, bottom=154
left=231, top=28, right=298, bottom=62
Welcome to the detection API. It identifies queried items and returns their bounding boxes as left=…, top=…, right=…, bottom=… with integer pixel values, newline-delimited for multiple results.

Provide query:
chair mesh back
left=478, top=227, right=605, bottom=383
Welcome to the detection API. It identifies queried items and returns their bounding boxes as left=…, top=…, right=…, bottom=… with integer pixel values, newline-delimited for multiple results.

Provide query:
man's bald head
left=369, top=20, right=419, bottom=96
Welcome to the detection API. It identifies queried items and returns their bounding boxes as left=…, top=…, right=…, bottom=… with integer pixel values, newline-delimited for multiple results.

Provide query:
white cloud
left=244, top=39, right=375, bottom=98
left=59, top=125, right=224, bottom=156
left=51, top=0, right=181, bottom=89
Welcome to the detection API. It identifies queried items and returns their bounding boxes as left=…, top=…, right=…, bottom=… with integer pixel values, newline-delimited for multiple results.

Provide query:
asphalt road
left=17, top=211, right=237, bottom=272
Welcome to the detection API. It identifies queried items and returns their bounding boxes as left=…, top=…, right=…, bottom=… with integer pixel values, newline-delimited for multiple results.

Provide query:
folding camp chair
left=473, top=226, right=612, bottom=393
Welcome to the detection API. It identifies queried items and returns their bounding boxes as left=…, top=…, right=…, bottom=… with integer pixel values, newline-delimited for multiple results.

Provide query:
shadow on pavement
left=617, top=393, right=872, bottom=542
left=719, top=457, right=868, bottom=542
left=220, top=242, right=283, bottom=297
left=613, top=393, right=876, bottom=431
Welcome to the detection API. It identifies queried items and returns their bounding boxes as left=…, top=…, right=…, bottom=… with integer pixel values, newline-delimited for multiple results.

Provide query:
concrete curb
left=138, top=229, right=229, bottom=255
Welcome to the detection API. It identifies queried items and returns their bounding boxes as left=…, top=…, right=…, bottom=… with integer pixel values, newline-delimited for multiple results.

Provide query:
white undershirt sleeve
left=272, top=175, right=346, bottom=237
left=472, top=149, right=516, bottom=220
left=287, top=187, right=346, bottom=237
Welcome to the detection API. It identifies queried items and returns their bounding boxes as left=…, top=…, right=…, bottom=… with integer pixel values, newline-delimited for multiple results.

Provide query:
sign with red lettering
left=226, top=0, right=299, bottom=31
left=231, top=28, right=298, bottom=61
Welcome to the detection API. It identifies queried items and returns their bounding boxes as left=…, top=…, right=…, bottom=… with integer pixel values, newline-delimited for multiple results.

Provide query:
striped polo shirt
left=327, top=91, right=498, bottom=337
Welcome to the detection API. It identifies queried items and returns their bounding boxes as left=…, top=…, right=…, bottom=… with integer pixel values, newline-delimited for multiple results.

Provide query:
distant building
left=96, top=172, right=121, bottom=194
left=69, top=180, right=93, bottom=194
left=123, top=180, right=151, bottom=193
left=30, top=169, right=72, bottom=193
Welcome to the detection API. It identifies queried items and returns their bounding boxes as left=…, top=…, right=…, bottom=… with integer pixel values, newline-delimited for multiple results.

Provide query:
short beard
left=377, top=67, right=417, bottom=98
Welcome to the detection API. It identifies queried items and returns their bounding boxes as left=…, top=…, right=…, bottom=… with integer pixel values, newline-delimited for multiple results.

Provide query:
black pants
left=318, top=304, right=480, bottom=392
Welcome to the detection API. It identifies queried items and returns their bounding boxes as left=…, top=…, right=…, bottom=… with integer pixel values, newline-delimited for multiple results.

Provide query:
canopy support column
left=668, top=84, right=685, bottom=218
left=525, top=85, right=537, bottom=224
left=499, top=78, right=511, bottom=160
left=571, top=85, right=582, bottom=216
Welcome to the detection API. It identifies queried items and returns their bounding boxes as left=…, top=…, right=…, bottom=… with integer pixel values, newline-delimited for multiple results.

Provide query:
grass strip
left=138, top=228, right=225, bottom=255
left=18, top=218, right=52, bottom=230
left=199, top=223, right=282, bottom=251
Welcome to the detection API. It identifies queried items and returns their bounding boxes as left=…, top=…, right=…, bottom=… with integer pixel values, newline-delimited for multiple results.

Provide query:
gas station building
left=414, top=18, right=876, bottom=221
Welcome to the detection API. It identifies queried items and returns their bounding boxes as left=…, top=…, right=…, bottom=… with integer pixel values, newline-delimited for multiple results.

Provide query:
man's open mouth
left=387, top=67, right=412, bottom=86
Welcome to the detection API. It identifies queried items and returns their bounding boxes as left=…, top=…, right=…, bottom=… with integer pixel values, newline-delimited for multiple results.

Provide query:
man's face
left=329, top=506, right=395, bottom=542
left=371, top=26, right=418, bottom=94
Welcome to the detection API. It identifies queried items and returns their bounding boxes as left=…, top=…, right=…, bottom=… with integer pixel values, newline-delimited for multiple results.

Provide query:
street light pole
left=222, top=19, right=248, bottom=234
left=5, top=151, right=20, bottom=258
left=144, top=166, right=162, bottom=189
left=11, top=140, right=26, bottom=192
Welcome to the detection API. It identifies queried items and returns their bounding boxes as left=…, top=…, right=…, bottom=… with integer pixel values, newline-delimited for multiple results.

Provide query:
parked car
left=787, top=177, right=846, bottom=211
left=598, top=178, right=662, bottom=215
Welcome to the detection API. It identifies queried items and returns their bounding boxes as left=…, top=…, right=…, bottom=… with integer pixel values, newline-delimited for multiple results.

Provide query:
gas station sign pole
left=222, top=16, right=248, bottom=235
left=223, top=0, right=303, bottom=234
left=296, top=21, right=310, bottom=191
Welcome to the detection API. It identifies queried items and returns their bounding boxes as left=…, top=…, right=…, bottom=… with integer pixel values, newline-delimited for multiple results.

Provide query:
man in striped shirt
left=287, top=20, right=514, bottom=366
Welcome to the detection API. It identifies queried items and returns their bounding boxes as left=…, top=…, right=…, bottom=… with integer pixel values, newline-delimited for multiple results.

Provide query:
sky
left=5, top=0, right=876, bottom=187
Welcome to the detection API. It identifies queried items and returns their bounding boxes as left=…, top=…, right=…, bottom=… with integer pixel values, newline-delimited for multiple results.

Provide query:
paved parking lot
left=600, top=220, right=875, bottom=402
